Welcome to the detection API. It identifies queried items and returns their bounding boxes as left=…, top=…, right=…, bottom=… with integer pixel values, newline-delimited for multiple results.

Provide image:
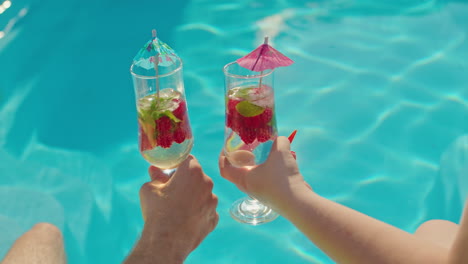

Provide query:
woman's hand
left=219, top=136, right=310, bottom=214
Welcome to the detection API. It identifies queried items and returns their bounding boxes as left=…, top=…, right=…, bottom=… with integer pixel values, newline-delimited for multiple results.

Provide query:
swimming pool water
left=1, top=0, right=467, bottom=263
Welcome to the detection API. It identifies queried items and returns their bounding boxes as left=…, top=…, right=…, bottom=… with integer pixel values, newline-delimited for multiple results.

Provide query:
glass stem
left=163, top=168, right=176, bottom=177
left=244, top=196, right=265, bottom=213
left=247, top=195, right=259, bottom=202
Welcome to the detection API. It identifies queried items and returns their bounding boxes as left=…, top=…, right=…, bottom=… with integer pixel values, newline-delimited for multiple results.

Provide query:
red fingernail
left=288, top=130, right=297, bottom=159
left=288, top=130, right=297, bottom=143
left=291, top=151, right=296, bottom=160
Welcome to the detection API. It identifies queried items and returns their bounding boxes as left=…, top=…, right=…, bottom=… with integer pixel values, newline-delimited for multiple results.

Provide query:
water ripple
left=391, top=33, right=467, bottom=82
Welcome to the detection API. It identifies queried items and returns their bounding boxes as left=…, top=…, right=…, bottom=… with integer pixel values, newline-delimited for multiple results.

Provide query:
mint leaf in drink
left=138, top=90, right=183, bottom=130
left=163, top=110, right=181, bottom=123
left=151, top=111, right=161, bottom=120
left=236, top=101, right=265, bottom=117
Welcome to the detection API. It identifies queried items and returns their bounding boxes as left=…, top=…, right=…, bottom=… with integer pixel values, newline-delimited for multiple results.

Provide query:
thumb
left=268, top=136, right=292, bottom=159
left=148, top=166, right=170, bottom=184
left=218, top=151, right=249, bottom=192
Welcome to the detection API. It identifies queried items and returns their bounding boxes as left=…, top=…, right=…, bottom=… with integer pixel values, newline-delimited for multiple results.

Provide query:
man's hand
left=125, top=155, right=218, bottom=264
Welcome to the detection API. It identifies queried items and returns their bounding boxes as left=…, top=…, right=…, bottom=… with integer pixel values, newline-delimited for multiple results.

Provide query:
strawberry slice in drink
left=226, top=99, right=241, bottom=132
left=138, top=118, right=156, bottom=152
left=173, top=99, right=187, bottom=120
left=243, top=108, right=273, bottom=129
left=155, top=116, right=174, bottom=148
left=239, top=127, right=257, bottom=145
left=139, top=126, right=153, bottom=152
left=257, top=126, right=272, bottom=143
left=138, top=92, right=192, bottom=153
left=173, top=100, right=192, bottom=143
left=173, top=121, right=186, bottom=143
left=155, top=116, right=172, bottom=133
left=231, top=99, right=274, bottom=145
left=157, top=131, right=173, bottom=149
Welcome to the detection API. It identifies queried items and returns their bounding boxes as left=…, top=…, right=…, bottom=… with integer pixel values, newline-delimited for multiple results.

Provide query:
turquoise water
left=1, top=0, right=467, bottom=263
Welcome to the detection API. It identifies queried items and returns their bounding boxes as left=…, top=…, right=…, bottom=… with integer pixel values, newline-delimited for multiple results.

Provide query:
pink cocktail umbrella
left=237, top=36, right=293, bottom=89
left=237, top=36, right=294, bottom=72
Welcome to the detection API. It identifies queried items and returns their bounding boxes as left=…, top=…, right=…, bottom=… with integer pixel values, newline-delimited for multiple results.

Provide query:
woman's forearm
left=279, top=185, right=450, bottom=264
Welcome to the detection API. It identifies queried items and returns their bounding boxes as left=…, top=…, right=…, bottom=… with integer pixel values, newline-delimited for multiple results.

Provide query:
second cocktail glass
left=223, top=61, right=279, bottom=225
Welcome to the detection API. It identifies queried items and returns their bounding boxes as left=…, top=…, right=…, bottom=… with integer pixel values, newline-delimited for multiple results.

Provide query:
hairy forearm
left=124, top=246, right=184, bottom=264
left=124, top=225, right=186, bottom=264
left=124, top=245, right=183, bottom=264
left=279, top=185, right=450, bottom=264
left=124, top=242, right=185, bottom=264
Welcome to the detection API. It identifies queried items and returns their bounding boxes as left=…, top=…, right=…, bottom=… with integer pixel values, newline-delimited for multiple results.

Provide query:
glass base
left=230, top=197, right=278, bottom=225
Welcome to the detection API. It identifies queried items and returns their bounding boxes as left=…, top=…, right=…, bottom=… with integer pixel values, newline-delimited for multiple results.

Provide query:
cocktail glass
left=131, top=57, right=193, bottom=175
left=223, top=61, right=279, bottom=225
